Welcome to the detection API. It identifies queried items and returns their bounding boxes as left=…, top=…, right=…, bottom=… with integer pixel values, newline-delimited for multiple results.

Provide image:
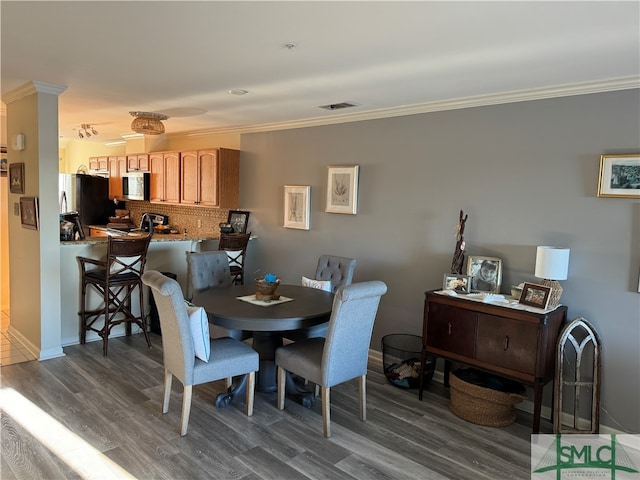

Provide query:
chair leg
left=315, top=384, right=320, bottom=397
left=359, top=375, right=367, bottom=421
left=180, top=385, right=193, bottom=436
left=225, top=377, right=232, bottom=390
left=322, top=386, right=331, bottom=438
left=245, top=371, right=255, bottom=417
left=162, top=369, right=173, bottom=414
left=277, top=366, right=286, bottom=410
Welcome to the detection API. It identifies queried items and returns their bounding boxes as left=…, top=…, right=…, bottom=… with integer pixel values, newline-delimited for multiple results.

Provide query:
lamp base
left=540, top=279, right=563, bottom=309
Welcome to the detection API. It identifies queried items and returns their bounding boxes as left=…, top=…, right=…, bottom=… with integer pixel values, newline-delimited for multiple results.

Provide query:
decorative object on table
left=255, top=273, right=281, bottom=300
left=381, top=334, right=434, bottom=389
left=467, top=255, right=502, bottom=293
left=449, top=368, right=527, bottom=427
left=554, top=317, right=602, bottom=434
left=510, top=284, right=524, bottom=300
left=9, top=162, right=25, bottom=194
left=519, top=282, right=552, bottom=309
left=227, top=210, right=250, bottom=234
left=19, top=196, right=39, bottom=230
left=219, top=222, right=234, bottom=234
left=597, top=153, right=640, bottom=198
left=442, top=273, right=471, bottom=293
left=534, top=245, right=570, bottom=308
left=450, top=209, right=468, bottom=274
left=325, top=165, right=359, bottom=214
left=283, top=185, right=310, bottom=229
left=237, top=294, right=294, bottom=307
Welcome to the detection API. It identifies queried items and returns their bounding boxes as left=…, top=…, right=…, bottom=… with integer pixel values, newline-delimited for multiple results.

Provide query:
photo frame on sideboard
left=227, top=210, right=250, bottom=234
left=519, top=282, right=552, bottom=309
left=466, top=255, right=502, bottom=293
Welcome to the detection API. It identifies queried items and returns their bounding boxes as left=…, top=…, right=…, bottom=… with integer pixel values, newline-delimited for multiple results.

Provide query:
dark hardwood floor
left=1, top=333, right=541, bottom=479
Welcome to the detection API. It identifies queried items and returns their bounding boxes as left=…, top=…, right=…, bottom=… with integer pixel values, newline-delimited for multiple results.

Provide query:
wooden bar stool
left=78, top=234, right=152, bottom=356
left=218, top=232, right=251, bottom=285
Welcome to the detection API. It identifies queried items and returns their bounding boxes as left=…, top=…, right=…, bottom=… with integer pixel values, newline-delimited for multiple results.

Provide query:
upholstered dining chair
left=78, top=233, right=152, bottom=356
left=217, top=233, right=251, bottom=285
left=142, top=270, right=259, bottom=436
left=185, top=250, right=252, bottom=341
left=285, top=254, right=357, bottom=342
left=275, top=280, right=387, bottom=438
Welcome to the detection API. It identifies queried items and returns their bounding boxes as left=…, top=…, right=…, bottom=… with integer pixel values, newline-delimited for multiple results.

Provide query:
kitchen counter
left=61, top=229, right=219, bottom=245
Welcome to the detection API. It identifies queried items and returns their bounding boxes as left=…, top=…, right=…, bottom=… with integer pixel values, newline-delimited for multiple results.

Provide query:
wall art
left=597, top=153, right=640, bottom=198
left=284, top=185, right=310, bottom=230
left=326, top=165, right=359, bottom=214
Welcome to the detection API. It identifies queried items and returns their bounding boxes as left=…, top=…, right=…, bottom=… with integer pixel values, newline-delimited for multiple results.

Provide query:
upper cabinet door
left=198, top=149, right=219, bottom=207
left=149, top=153, right=166, bottom=202
left=163, top=152, right=181, bottom=204
left=180, top=151, right=199, bottom=205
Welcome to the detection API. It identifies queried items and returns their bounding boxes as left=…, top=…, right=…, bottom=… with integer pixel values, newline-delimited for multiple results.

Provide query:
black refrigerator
left=59, top=174, right=112, bottom=236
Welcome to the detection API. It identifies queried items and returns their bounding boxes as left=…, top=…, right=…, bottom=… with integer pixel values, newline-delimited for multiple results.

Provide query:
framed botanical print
left=284, top=185, right=310, bottom=230
left=326, top=165, right=359, bottom=214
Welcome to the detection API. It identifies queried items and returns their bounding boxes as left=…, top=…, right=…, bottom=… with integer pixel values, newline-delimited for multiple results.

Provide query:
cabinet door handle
left=504, top=336, right=509, bottom=350
left=448, top=322, right=452, bottom=335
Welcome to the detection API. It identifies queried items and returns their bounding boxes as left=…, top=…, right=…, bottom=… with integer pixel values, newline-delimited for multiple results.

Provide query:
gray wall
left=239, top=90, right=640, bottom=433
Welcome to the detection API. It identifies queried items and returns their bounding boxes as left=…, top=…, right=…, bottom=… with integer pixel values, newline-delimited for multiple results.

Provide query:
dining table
left=192, top=283, right=334, bottom=408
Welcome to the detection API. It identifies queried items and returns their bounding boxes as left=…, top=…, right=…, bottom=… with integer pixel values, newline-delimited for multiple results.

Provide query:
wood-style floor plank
left=1, top=333, right=541, bottom=480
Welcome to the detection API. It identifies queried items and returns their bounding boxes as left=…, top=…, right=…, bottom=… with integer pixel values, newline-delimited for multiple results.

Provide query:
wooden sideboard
left=418, top=290, right=567, bottom=432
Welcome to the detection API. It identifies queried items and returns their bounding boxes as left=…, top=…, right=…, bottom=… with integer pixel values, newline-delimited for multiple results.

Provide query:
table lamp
left=534, top=246, right=570, bottom=308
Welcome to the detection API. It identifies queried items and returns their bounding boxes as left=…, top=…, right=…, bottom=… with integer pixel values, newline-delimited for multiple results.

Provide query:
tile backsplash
left=125, top=201, right=230, bottom=235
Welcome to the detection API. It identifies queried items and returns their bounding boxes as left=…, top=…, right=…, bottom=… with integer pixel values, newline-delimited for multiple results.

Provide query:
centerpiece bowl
left=255, top=274, right=280, bottom=300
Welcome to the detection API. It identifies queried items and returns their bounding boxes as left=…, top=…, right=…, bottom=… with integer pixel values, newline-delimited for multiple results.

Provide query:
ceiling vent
left=319, top=102, right=359, bottom=111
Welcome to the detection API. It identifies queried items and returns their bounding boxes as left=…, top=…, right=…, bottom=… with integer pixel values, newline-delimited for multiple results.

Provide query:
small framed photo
left=519, top=282, right=552, bottom=309
left=326, top=165, right=359, bottom=214
left=467, top=255, right=502, bottom=293
left=0, top=146, right=7, bottom=177
left=284, top=185, right=310, bottom=230
left=443, top=274, right=471, bottom=293
left=597, top=153, right=640, bottom=198
left=19, top=196, right=39, bottom=230
left=9, top=162, right=25, bottom=194
left=227, top=210, right=250, bottom=234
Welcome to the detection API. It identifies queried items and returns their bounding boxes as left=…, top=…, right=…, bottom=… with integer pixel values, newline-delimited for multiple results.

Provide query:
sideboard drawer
left=426, top=303, right=475, bottom=357
left=475, top=313, right=539, bottom=376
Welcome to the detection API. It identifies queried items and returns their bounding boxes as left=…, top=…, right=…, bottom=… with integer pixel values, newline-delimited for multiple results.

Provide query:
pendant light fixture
left=129, top=111, right=169, bottom=135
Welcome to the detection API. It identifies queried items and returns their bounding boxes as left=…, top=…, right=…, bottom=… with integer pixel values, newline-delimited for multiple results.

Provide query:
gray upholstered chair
left=142, top=270, right=259, bottom=436
left=285, top=254, right=357, bottom=342
left=275, top=280, right=387, bottom=438
left=185, top=250, right=251, bottom=342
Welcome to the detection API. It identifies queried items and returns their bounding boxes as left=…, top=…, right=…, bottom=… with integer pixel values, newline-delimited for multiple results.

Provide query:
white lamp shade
left=535, top=246, right=570, bottom=280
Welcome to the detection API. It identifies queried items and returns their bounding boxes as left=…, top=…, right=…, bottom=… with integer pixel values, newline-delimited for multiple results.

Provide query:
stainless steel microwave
left=121, top=172, right=150, bottom=201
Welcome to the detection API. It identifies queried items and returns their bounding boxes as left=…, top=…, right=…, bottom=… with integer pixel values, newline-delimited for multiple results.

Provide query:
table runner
left=237, top=295, right=295, bottom=307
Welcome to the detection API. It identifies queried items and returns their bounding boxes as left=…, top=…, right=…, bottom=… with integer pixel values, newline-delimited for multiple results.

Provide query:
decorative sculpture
left=450, top=210, right=468, bottom=274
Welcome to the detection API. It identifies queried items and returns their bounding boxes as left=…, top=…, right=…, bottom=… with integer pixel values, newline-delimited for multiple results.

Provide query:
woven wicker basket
left=449, top=369, right=527, bottom=427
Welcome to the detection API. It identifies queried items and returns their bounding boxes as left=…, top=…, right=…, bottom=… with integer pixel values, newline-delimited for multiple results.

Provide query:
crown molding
left=180, top=76, right=640, bottom=137
left=2, top=81, right=67, bottom=105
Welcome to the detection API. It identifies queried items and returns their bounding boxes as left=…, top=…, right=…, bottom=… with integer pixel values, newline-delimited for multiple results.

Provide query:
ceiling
left=2, top=1, right=639, bottom=145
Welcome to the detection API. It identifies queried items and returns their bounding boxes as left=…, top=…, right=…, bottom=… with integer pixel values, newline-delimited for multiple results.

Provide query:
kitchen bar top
left=61, top=230, right=219, bottom=245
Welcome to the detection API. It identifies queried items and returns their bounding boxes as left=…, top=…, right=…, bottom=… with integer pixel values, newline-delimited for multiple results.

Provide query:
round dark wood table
left=193, top=284, right=334, bottom=398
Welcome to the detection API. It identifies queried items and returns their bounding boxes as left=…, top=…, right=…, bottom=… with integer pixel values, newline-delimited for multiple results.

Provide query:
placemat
left=237, top=295, right=295, bottom=307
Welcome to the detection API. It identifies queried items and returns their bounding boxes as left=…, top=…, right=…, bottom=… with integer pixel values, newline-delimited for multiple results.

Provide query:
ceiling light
left=129, top=111, right=169, bottom=135
left=228, top=89, right=248, bottom=96
left=77, top=124, right=98, bottom=139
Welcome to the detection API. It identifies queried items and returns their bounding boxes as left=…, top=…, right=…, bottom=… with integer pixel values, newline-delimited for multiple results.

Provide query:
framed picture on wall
left=227, top=210, right=250, bottom=234
left=597, top=153, right=640, bottom=198
left=284, top=185, right=310, bottom=230
left=467, top=255, right=502, bottom=293
left=19, top=196, right=39, bottom=230
left=0, top=146, right=7, bottom=177
left=9, top=162, right=25, bottom=194
left=326, top=165, right=359, bottom=214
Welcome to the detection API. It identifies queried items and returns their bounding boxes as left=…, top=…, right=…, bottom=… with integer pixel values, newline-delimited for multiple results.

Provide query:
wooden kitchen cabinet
left=419, top=290, right=567, bottom=433
left=149, top=151, right=180, bottom=203
left=108, top=156, right=127, bottom=200
left=127, top=154, right=149, bottom=171
left=180, top=148, right=239, bottom=208
left=89, top=156, right=108, bottom=172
